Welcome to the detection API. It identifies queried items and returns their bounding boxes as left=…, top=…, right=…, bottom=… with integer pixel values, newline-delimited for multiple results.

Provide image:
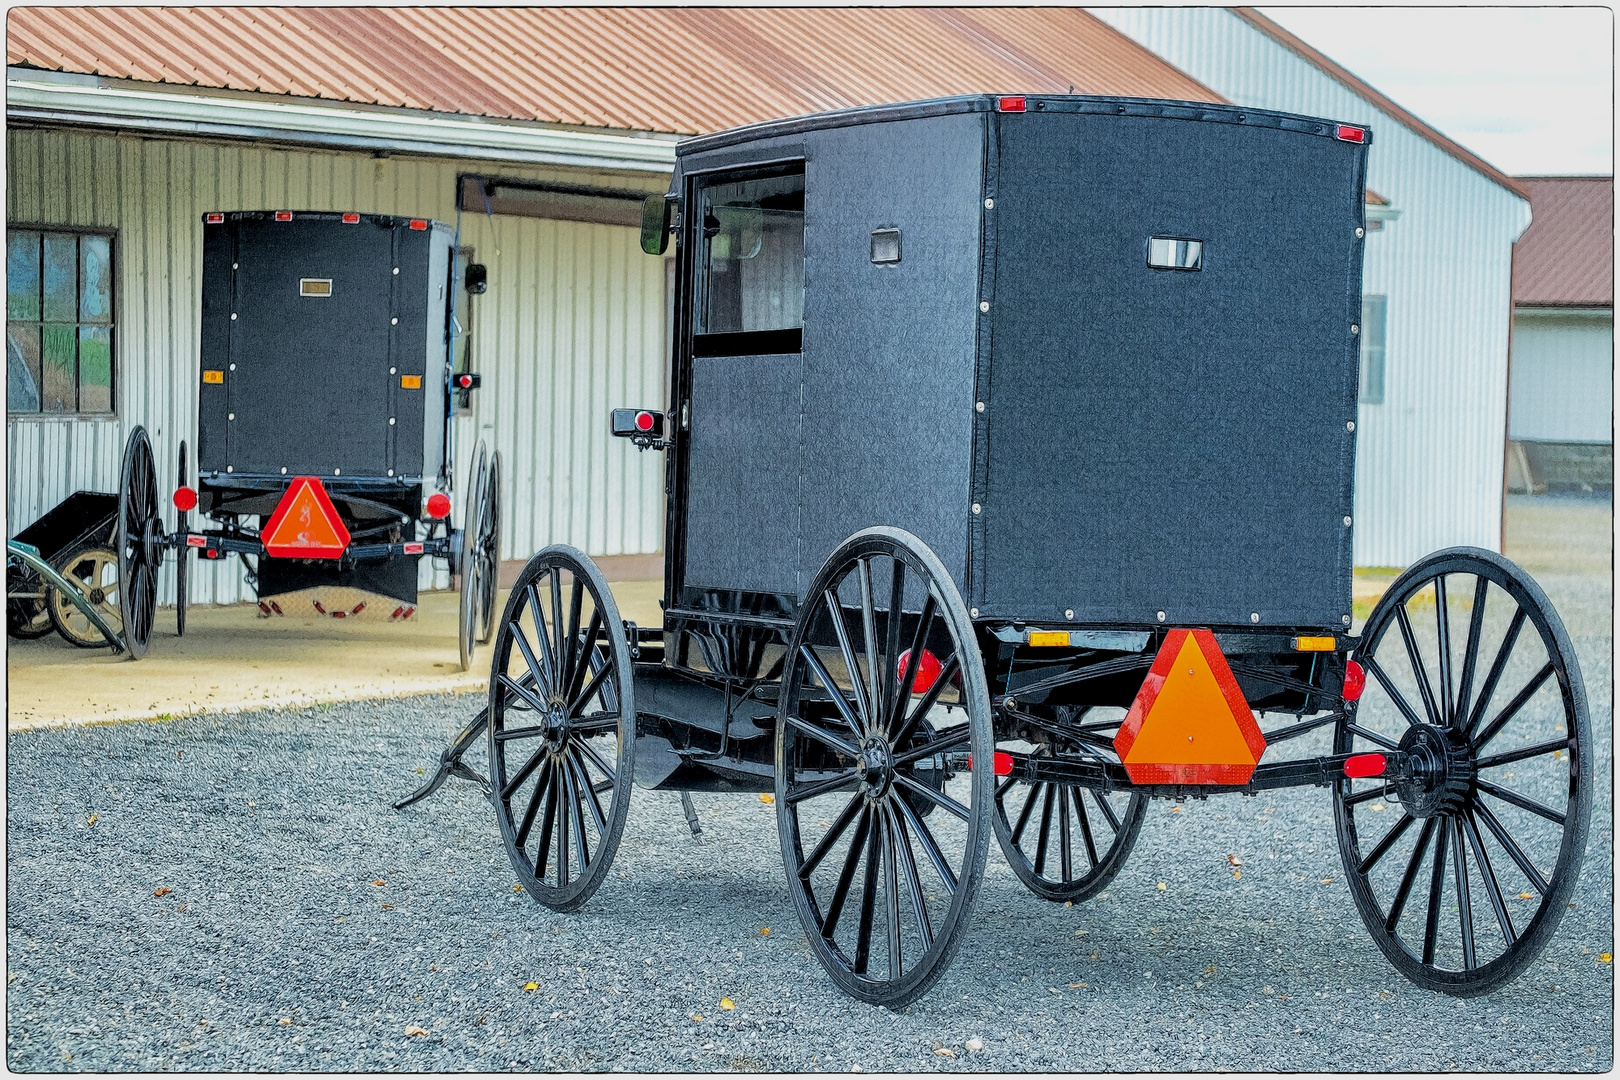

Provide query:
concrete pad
left=6, top=579, right=665, bottom=731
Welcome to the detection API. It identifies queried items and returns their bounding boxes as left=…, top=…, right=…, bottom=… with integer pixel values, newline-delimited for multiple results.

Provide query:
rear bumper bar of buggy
left=174, top=531, right=454, bottom=564
left=1002, top=743, right=1411, bottom=799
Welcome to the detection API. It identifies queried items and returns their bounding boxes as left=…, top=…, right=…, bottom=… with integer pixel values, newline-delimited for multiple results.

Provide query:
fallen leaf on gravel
left=759, top=794, right=775, bottom=805
left=1171, top=807, right=1182, bottom=814
left=1226, top=854, right=1242, bottom=867
left=965, top=1038, right=983, bottom=1052
left=381, top=904, right=395, bottom=910
left=1156, top=882, right=1167, bottom=891
left=1233, top=870, right=1241, bottom=880
left=405, top=1025, right=429, bottom=1037
left=153, top=888, right=171, bottom=897
left=523, top=982, right=538, bottom=992
left=87, top=813, right=98, bottom=827
left=416, top=767, right=425, bottom=774
left=1206, top=965, right=1217, bottom=974
left=759, top=927, right=770, bottom=936
left=1601, top=953, right=1613, bottom=963
left=279, top=1018, right=292, bottom=1025
left=1068, top=982, right=1086, bottom=989
left=1518, top=893, right=1534, bottom=900
left=720, top=997, right=736, bottom=1010
left=691, top=1015, right=703, bottom=1022
left=373, top=880, right=386, bottom=887
left=513, top=885, right=523, bottom=892
left=934, top=1048, right=956, bottom=1058
left=1320, top=877, right=1334, bottom=884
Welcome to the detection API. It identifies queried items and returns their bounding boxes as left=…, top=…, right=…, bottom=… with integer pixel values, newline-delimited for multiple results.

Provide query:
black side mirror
left=464, top=263, right=488, bottom=294
left=640, top=194, right=674, bottom=256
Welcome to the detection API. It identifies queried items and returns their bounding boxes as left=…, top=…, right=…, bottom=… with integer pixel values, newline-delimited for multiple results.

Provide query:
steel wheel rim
left=777, top=528, right=992, bottom=1007
left=117, top=427, right=159, bottom=658
left=175, top=440, right=188, bottom=637
left=1334, top=547, right=1590, bottom=994
left=458, top=442, right=489, bottom=672
left=477, top=451, right=502, bottom=644
left=488, top=547, right=634, bottom=912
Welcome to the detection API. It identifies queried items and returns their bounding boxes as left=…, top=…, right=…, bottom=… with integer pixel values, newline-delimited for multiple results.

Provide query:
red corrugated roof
left=5, top=6, right=1226, bottom=134
left=1513, top=176, right=1614, bottom=308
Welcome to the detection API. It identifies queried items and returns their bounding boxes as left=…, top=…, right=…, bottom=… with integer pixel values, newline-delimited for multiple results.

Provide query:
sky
left=1258, top=6, right=1612, bottom=176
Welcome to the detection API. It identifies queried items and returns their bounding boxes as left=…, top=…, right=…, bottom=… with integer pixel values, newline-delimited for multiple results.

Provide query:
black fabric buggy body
left=110, top=211, right=502, bottom=667
left=403, top=95, right=1591, bottom=1008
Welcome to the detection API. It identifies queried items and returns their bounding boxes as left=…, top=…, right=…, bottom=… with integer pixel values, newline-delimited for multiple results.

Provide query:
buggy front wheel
left=1334, top=546, right=1590, bottom=996
left=116, top=425, right=160, bottom=658
left=777, top=527, right=994, bottom=1008
left=488, top=545, right=635, bottom=913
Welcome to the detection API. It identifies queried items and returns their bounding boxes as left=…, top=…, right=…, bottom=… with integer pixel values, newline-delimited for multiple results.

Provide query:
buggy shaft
left=1010, top=749, right=1412, bottom=797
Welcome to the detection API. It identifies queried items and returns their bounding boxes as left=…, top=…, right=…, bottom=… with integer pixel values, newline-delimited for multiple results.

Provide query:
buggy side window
left=694, top=169, right=804, bottom=340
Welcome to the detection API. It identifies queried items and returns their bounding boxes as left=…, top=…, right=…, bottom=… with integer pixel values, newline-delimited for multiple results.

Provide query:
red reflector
left=1343, top=659, right=1366, bottom=702
left=172, top=486, right=198, bottom=512
left=258, top=601, right=271, bottom=615
left=262, top=477, right=351, bottom=558
left=998, top=96, right=1026, bottom=112
left=458, top=374, right=473, bottom=388
left=896, top=648, right=943, bottom=694
left=402, top=542, right=424, bottom=555
left=186, top=535, right=207, bottom=548
left=993, top=751, right=1014, bottom=776
left=391, top=605, right=405, bottom=620
left=270, top=601, right=283, bottom=615
left=409, top=219, right=428, bottom=231
left=274, top=211, right=292, bottom=221
left=342, top=212, right=360, bottom=224
left=1335, top=125, right=1365, bottom=143
left=331, top=609, right=346, bottom=619
left=635, top=410, right=655, bottom=432
left=205, top=212, right=224, bottom=224
left=425, top=493, right=451, bottom=519
left=352, top=603, right=365, bottom=615
left=313, top=600, right=326, bottom=615
left=1344, top=752, right=1386, bottom=779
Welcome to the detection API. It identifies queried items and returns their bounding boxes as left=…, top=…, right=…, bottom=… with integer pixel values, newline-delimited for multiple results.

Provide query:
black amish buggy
left=108, top=211, right=501, bottom=666
left=401, top=94, right=1590, bottom=1007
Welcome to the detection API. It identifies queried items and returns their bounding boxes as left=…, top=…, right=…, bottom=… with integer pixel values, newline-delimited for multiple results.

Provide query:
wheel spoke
left=1395, top=603, right=1442, bottom=726
left=556, top=760, right=572, bottom=886
left=1472, top=797, right=1550, bottom=895
left=1344, top=783, right=1391, bottom=806
left=564, top=753, right=592, bottom=871
left=570, top=713, right=620, bottom=733
left=1451, top=817, right=1477, bottom=970
left=881, top=556, right=906, bottom=741
left=1454, top=577, right=1490, bottom=724
left=893, top=793, right=958, bottom=894
left=883, top=806, right=902, bottom=981
left=1346, top=723, right=1401, bottom=751
left=894, top=773, right=970, bottom=821
left=892, top=727, right=969, bottom=767
left=569, top=746, right=609, bottom=834
left=495, top=723, right=548, bottom=743
left=565, top=609, right=602, bottom=705
left=533, top=769, right=559, bottom=881
left=1033, top=783, right=1056, bottom=875
left=500, top=743, right=547, bottom=799
left=1471, top=663, right=1556, bottom=750
left=1385, top=817, right=1437, bottom=935
left=1476, top=737, right=1571, bottom=770
left=1422, top=819, right=1450, bottom=965
left=1434, top=577, right=1454, bottom=726
left=1462, top=809, right=1517, bottom=946
left=824, top=589, right=872, bottom=729
left=890, top=593, right=937, bottom=739
left=798, top=646, right=865, bottom=744
left=1464, top=608, right=1527, bottom=737
left=785, top=769, right=859, bottom=806
left=549, top=571, right=566, bottom=691
left=800, top=792, right=865, bottom=878
left=563, top=576, right=585, bottom=699
left=570, top=734, right=619, bottom=786
left=1074, top=787, right=1100, bottom=867
left=858, top=558, right=880, bottom=737
left=820, top=808, right=872, bottom=941
left=569, top=650, right=615, bottom=717
left=786, top=711, right=861, bottom=759
left=891, top=653, right=962, bottom=751
left=1476, top=779, right=1566, bottom=825
left=514, top=759, right=553, bottom=847
left=1058, top=786, right=1074, bottom=883
left=497, top=672, right=548, bottom=714
left=891, top=804, right=934, bottom=949
left=1090, top=789, right=1122, bottom=831
left=1360, top=654, right=1425, bottom=728
left=854, top=818, right=882, bottom=975
left=1356, top=811, right=1415, bottom=875
left=1011, top=782, right=1043, bottom=845
left=510, top=615, right=554, bottom=700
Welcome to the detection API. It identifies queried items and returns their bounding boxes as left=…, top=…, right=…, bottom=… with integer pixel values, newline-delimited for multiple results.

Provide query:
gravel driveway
left=8, top=499, right=1612, bottom=1071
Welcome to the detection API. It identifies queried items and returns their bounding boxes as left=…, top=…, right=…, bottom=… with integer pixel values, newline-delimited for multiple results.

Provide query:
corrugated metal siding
left=7, top=125, right=668, bottom=606
left=1509, top=313, right=1614, bottom=443
left=1091, top=8, right=1533, bottom=567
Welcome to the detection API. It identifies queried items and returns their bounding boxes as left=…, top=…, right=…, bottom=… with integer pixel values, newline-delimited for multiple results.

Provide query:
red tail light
left=172, top=486, right=198, bottom=512
left=1335, top=125, right=1365, bottom=143
left=1343, top=659, right=1366, bottom=702
left=1343, top=753, right=1386, bottom=778
left=409, top=219, right=428, bottom=231
left=998, top=96, right=1026, bottom=113
left=967, top=752, right=1017, bottom=776
left=635, top=410, right=655, bottom=432
left=274, top=211, right=292, bottom=221
left=205, top=213, right=224, bottom=224
left=896, top=648, right=944, bottom=694
left=342, top=212, right=360, bottom=224
left=425, top=492, right=451, bottom=519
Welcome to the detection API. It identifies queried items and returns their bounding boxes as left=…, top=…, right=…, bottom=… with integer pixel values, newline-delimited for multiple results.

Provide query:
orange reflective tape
left=400, top=375, right=422, bottom=389
left=202, top=370, right=224, bottom=384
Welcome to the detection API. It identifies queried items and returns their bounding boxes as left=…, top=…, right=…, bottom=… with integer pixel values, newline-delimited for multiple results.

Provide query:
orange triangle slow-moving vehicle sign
left=1113, top=629, right=1266, bottom=785
left=262, top=477, right=351, bottom=559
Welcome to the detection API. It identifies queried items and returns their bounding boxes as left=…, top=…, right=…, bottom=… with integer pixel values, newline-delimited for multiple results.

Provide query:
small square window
left=870, top=228, right=902, bottom=264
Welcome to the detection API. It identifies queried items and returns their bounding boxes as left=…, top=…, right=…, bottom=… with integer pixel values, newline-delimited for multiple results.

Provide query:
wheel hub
left=1392, top=723, right=1473, bottom=819
left=855, top=736, right=894, bottom=798
left=543, top=701, right=570, bottom=752
left=88, top=587, right=105, bottom=606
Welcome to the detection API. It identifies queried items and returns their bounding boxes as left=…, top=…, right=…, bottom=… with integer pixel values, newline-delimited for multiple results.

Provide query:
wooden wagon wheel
left=116, top=425, right=160, bottom=659
left=47, top=547, right=122, bottom=648
left=992, top=709, right=1148, bottom=903
left=488, top=545, right=636, bottom=913
left=1334, top=546, right=1591, bottom=996
left=776, top=527, right=993, bottom=1008
left=458, top=440, right=490, bottom=672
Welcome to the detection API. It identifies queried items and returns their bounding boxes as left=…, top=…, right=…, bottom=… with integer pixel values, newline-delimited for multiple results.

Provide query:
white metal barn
left=1091, top=7, right=1535, bottom=567
left=1507, top=176, right=1613, bottom=492
left=5, top=7, right=1227, bottom=607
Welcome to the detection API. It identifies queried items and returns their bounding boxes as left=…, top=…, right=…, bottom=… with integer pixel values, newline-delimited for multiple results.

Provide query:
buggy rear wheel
left=776, top=527, right=993, bottom=1008
left=175, top=440, right=189, bottom=637
left=458, top=440, right=497, bottom=672
left=478, top=450, right=503, bottom=644
left=993, top=708, right=1147, bottom=903
left=1334, top=547, right=1590, bottom=996
left=488, top=545, right=635, bottom=913
left=116, top=425, right=160, bottom=659
left=47, top=547, right=122, bottom=648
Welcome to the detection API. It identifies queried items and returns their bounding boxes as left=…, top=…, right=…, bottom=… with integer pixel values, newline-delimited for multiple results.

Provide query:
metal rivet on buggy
left=280, top=467, right=287, bottom=474
left=980, top=301, right=989, bottom=312
left=392, top=267, right=399, bottom=275
left=1344, top=515, right=1352, bottom=526
left=1064, top=608, right=1074, bottom=619
left=1157, top=610, right=1166, bottom=621
left=1250, top=612, right=1259, bottom=623
left=391, top=317, right=398, bottom=325
left=1347, top=420, right=1356, bottom=431
left=228, top=363, right=235, bottom=371
left=1356, top=227, right=1365, bottom=238
left=230, top=313, right=236, bottom=320
left=984, top=198, right=994, bottom=209
left=389, top=418, right=395, bottom=426
left=227, top=413, right=234, bottom=421
left=971, top=503, right=982, bottom=514
left=976, top=401, right=985, bottom=412
left=1351, top=323, right=1360, bottom=335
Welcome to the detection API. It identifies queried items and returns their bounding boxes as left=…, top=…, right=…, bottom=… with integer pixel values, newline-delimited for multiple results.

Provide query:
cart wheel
left=1334, top=546, right=1591, bottom=996
left=458, top=440, right=490, bottom=672
left=777, top=527, right=993, bottom=1008
left=478, top=450, right=503, bottom=645
left=116, top=426, right=160, bottom=659
left=175, top=440, right=189, bottom=638
left=7, top=559, right=53, bottom=639
left=488, top=544, right=636, bottom=913
left=47, top=547, right=123, bottom=648
left=992, top=711, right=1148, bottom=903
